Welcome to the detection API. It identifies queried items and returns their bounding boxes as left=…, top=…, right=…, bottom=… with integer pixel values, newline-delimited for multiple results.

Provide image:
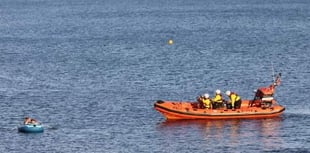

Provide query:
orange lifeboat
left=154, top=73, right=285, bottom=120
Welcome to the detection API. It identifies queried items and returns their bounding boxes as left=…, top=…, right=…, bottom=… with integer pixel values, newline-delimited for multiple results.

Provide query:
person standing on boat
left=212, top=89, right=224, bottom=109
left=202, top=94, right=212, bottom=109
left=225, top=91, right=242, bottom=111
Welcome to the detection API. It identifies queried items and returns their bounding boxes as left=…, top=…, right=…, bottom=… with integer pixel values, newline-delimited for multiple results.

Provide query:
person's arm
left=231, top=94, right=236, bottom=106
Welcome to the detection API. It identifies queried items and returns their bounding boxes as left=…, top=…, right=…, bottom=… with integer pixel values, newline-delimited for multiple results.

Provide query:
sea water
left=0, top=0, right=310, bottom=152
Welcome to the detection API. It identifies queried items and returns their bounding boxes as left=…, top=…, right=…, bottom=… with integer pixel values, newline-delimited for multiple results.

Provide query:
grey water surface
left=0, top=0, right=310, bottom=152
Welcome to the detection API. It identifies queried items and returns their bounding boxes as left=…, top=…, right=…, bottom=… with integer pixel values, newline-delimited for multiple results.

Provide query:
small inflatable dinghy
left=18, top=124, right=44, bottom=133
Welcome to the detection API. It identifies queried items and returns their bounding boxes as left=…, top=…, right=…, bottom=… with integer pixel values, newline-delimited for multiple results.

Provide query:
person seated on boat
left=202, top=94, right=212, bottom=109
left=225, top=91, right=242, bottom=111
left=30, top=118, right=39, bottom=125
left=24, top=117, right=39, bottom=125
left=197, top=95, right=205, bottom=109
left=24, top=117, right=31, bottom=124
left=212, top=89, right=224, bottom=109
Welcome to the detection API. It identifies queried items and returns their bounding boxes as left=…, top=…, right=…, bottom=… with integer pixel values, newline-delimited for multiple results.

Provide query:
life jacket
left=202, top=98, right=212, bottom=108
left=213, top=93, right=223, bottom=103
left=230, top=92, right=241, bottom=102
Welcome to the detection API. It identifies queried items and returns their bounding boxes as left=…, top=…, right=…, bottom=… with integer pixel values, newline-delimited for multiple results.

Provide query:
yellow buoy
left=168, top=39, right=174, bottom=45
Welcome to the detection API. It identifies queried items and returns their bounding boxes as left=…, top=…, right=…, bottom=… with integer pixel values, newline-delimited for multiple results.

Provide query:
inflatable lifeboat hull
left=154, top=100, right=285, bottom=120
left=18, top=124, right=44, bottom=133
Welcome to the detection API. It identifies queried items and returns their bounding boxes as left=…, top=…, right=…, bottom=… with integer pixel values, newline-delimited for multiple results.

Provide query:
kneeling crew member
left=225, top=91, right=242, bottom=111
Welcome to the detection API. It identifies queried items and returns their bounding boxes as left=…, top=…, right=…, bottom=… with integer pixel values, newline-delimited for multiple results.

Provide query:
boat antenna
left=271, top=62, right=275, bottom=83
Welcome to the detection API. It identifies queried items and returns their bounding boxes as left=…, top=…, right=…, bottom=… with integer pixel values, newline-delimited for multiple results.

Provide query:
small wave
left=0, top=126, right=19, bottom=132
left=40, top=124, right=59, bottom=130
left=265, top=148, right=310, bottom=153
left=282, top=112, right=310, bottom=120
left=284, top=109, right=310, bottom=115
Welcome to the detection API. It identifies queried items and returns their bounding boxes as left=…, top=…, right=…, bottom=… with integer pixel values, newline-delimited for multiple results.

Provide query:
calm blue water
left=1, top=0, right=310, bottom=152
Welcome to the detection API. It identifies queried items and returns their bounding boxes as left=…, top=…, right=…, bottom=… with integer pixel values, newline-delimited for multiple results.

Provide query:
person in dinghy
left=24, top=117, right=39, bottom=125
